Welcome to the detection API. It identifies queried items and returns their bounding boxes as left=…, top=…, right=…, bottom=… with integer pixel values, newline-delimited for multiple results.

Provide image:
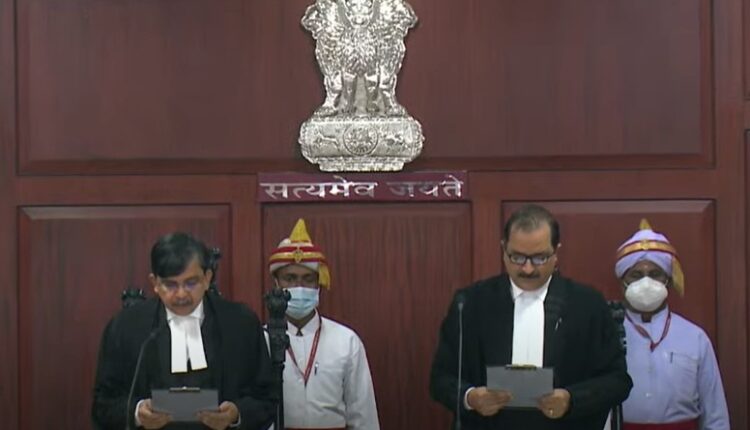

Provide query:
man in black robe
left=430, top=204, right=632, bottom=430
left=92, top=232, right=275, bottom=430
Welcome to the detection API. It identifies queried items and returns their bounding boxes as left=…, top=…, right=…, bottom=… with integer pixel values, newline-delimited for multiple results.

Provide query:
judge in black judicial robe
left=92, top=233, right=275, bottom=430
left=430, top=204, right=632, bottom=430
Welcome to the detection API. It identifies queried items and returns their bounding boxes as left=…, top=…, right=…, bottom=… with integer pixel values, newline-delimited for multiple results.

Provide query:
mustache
left=518, top=272, right=540, bottom=279
left=172, top=298, right=193, bottom=306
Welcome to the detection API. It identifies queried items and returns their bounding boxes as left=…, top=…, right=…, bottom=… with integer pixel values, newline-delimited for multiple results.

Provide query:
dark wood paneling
left=470, top=170, right=719, bottom=200
left=18, top=205, right=230, bottom=430
left=262, top=204, right=471, bottom=430
left=403, top=0, right=712, bottom=160
left=17, top=0, right=321, bottom=173
left=0, top=196, right=17, bottom=429
left=16, top=175, right=250, bottom=205
left=745, top=0, right=750, bottom=100
left=715, top=0, right=747, bottom=425
left=471, top=198, right=502, bottom=280
left=227, top=175, right=266, bottom=313
left=18, top=0, right=712, bottom=175
left=0, top=207, right=16, bottom=429
left=502, top=200, right=717, bottom=340
left=0, top=0, right=18, bottom=426
left=16, top=174, right=268, bottom=312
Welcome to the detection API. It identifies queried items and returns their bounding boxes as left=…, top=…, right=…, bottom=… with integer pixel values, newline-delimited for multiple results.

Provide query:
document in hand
left=151, top=387, right=219, bottom=422
left=486, top=365, right=554, bottom=408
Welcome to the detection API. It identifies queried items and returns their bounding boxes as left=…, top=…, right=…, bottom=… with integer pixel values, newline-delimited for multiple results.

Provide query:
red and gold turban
left=268, top=219, right=331, bottom=289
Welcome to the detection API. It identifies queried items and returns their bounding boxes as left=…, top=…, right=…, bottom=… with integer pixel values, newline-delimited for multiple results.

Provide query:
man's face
left=274, top=264, right=319, bottom=291
left=502, top=224, right=559, bottom=291
left=150, top=258, right=211, bottom=316
left=622, top=260, right=669, bottom=287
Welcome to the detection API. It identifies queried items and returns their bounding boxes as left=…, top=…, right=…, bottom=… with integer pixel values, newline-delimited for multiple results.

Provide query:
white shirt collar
left=625, top=305, right=670, bottom=325
left=510, top=276, right=552, bottom=302
left=287, top=310, right=320, bottom=336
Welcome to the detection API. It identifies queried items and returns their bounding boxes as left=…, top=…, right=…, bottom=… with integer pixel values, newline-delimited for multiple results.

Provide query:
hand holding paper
left=197, top=401, right=240, bottom=430
left=151, top=387, right=219, bottom=422
left=466, top=387, right=513, bottom=416
left=486, top=365, right=554, bottom=409
left=137, top=399, right=172, bottom=429
left=537, top=388, right=571, bottom=419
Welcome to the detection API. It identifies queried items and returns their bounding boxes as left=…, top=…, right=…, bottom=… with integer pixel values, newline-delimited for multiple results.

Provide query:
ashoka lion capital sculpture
left=299, top=0, right=424, bottom=172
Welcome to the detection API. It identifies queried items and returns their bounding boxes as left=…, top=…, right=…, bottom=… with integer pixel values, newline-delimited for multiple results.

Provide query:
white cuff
left=463, top=387, right=475, bottom=410
left=229, top=413, right=241, bottom=428
left=134, top=399, right=146, bottom=427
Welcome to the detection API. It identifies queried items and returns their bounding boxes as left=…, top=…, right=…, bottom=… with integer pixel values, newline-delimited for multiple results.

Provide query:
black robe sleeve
left=232, top=306, right=276, bottom=430
left=563, top=292, right=632, bottom=419
left=91, top=317, right=134, bottom=430
left=429, top=291, right=471, bottom=415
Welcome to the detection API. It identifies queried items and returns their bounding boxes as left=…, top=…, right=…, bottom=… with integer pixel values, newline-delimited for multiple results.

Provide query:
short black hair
left=150, top=232, right=211, bottom=278
left=503, top=204, right=560, bottom=249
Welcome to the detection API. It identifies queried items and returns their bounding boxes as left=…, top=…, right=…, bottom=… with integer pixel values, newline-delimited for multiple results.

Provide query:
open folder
left=486, top=365, right=554, bottom=408
left=151, top=387, right=219, bottom=422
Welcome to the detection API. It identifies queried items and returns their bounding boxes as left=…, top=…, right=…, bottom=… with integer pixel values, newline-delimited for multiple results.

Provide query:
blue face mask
left=285, top=287, right=320, bottom=320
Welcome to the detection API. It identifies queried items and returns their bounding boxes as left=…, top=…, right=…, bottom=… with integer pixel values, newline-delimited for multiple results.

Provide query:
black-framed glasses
left=505, top=252, right=554, bottom=266
left=159, top=277, right=203, bottom=292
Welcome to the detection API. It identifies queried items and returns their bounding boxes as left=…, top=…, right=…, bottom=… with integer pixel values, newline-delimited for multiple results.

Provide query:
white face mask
left=285, top=286, right=320, bottom=320
left=625, top=276, right=668, bottom=312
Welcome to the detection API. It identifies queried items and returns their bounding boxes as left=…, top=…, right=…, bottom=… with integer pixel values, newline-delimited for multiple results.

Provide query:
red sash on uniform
left=623, top=418, right=699, bottom=430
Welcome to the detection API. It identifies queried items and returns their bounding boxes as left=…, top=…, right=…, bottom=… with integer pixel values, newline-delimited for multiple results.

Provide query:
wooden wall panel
left=17, top=205, right=230, bottom=430
left=15, top=174, right=267, bottom=311
left=262, top=203, right=471, bottom=430
left=404, top=0, right=712, bottom=160
left=18, top=0, right=712, bottom=174
left=502, top=201, right=717, bottom=340
left=0, top=184, right=17, bottom=428
left=745, top=0, right=750, bottom=99
left=0, top=0, right=17, bottom=425
left=471, top=198, right=503, bottom=280
left=17, top=0, right=321, bottom=173
left=714, top=0, right=747, bottom=422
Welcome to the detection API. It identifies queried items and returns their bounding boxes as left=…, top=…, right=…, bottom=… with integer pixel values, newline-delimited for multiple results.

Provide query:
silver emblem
left=299, top=0, right=424, bottom=172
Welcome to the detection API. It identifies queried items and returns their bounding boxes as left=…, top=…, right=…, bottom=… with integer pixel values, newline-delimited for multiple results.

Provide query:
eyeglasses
left=505, top=251, right=555, bottom=266
left=159, top=277, right=203, bottom=292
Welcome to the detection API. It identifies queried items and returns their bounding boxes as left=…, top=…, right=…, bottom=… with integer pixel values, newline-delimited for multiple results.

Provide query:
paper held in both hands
left=486, top=365, right=554, bottom=408
left=151, top=387, right=219, bottom=422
